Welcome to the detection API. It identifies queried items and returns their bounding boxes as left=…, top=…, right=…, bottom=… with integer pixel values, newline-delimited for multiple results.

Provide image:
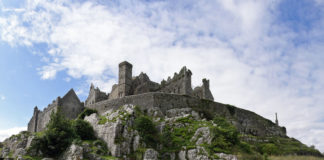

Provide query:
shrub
left=207, top=116, right=239, bottom=153
left=73, top=119, right=96, bottom=140
left=78, top=108, right=97, bottom=120
left=262, top=143, right=279, bottom=155
left=134, top=116, right=157, bottom=148
left=30, top=107, right=77, bottom=157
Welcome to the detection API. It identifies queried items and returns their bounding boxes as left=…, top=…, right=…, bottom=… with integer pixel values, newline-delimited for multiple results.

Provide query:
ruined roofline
left=62, top=88, right=81, bottom=103
left=86, top=61, right=214, bottom=102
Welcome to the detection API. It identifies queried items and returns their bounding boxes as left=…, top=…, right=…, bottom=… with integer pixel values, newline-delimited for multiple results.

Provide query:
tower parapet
left=192, top=78, right=214, bottom=101
left=85, top=83, right=108, bottom=106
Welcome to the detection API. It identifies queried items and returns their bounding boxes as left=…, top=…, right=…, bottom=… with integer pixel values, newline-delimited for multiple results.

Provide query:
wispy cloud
left=0, top=0, right=324, bottom=152
left=0, top=127, right=26, bottom=141
left=0, top=95, right=5, bottom=101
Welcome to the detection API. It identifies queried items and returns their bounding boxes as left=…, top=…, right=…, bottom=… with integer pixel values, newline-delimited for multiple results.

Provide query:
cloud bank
left=0, top=127, right=27, bottom=141
left=1, top=0, right=324, bottom=152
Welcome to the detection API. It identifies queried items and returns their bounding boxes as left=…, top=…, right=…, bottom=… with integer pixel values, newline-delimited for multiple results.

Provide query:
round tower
left=118, top=61, right=133, bottom=97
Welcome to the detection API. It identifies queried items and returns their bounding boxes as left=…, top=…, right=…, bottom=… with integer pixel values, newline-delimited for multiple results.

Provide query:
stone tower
left=275, top=113, right=279, bottom=125
left=181, top=66, right=192, bottom=95
left=118, top=61, right=133, bottom=98
left=202, top=78, right=214, bottom=101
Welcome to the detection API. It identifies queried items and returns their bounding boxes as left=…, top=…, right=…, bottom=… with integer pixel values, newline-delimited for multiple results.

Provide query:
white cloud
left=0, top=127, right=27, bottom=142
left=1, top=0, right=324, bottom=152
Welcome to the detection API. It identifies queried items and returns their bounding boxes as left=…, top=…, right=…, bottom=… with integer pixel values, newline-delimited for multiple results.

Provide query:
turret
left=181, top=66, right=192, bottom=95
left=202, top=78, right=214, bottom=101
left=118, top=61, right=133, bottom=97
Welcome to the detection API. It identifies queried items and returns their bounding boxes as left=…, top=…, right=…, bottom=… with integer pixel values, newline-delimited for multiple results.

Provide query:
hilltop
left=0, top=61, right=322, bottom=160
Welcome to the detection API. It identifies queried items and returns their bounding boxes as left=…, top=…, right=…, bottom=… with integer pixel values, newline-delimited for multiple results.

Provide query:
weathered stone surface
left=191, top=127, right=213, bottom=145
left=85, top=104, right=138, bottom=157
left=87, top=92, right=286, bottom=137
left=0, top=131, right=30, bottom=158
left=85, top=83, right=108, bottom=106
left=178, top=150, right=187, bottom=160
left=187, top=146, right=209, bottom=160
left=143, top=148, right=159, bottom=160
left=215, top=153, right=238, bottom=160
left=59, top=144, right=83, bottom=160
left=13, top=148, right=26, bottom=158
left=28, top=89, right=84, bottom=133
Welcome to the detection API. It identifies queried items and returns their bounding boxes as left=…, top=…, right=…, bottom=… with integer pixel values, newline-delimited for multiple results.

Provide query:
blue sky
left=1, top=0, right=324, bottom=152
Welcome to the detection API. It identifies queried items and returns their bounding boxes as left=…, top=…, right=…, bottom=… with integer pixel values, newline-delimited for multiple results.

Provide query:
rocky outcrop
left=85, top=104, right=139, bottom=157
left=0, top=131, right=30, bottom=159
left=59, top=144, right=83, bottom=160
left=143, top=148, right=159, bottom=160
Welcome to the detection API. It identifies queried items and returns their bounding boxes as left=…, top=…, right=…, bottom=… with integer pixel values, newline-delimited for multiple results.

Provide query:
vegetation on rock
left=29, top=107, right=77, bottom=157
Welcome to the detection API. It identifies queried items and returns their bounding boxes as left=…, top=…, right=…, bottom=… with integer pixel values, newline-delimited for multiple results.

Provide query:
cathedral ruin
left=85, top=61, right=214, bottom=106
left=28, top=61, right=214, bottom=132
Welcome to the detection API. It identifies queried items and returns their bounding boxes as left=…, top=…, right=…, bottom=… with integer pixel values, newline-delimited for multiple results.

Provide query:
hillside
left=0, top=103, right=322, bottom=160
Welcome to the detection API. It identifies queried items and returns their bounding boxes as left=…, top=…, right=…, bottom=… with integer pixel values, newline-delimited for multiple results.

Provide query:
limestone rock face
left=85, top=104, right=139, bottom=157
left=0, top=131, right=30, bottom=158
left=143, top=148, right=159, bottom=160
left=187, top=146, right=209, bottom=160
left=59, top=144, right=83, bottom=160
left=216, top=153, right=238, bottom=160
left=191, top=127, right=212, bottom=145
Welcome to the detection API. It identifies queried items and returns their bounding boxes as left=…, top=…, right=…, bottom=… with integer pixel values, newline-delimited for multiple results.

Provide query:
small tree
left=134, top=116, right=157, bottom=148
left=73, top=119, right=96, bottom=140
left=31, top=107, right=76, bottom=157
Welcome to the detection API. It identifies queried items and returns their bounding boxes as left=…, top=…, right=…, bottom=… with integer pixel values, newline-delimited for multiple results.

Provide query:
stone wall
left=159, top=66, right=192, bottom=95
left=192, top=79, right=214, bottom=101
left=85, top=84, right=108, bottom=106
left=27, top=89, right=84, bottom=132
left=86, top=92, right=286, bottom=137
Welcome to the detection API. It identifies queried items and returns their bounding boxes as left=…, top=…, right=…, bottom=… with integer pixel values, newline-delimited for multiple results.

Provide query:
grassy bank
left=270, top=156, right=324, bottom=160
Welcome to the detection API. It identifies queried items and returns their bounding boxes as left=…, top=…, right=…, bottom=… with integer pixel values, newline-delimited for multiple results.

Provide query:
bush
left=134, top=116, right=157, bottom=148
left=73, top=119, right=96, bottom=140
left=30, top=107, right=77, bottom=157
left=207, top=116, right=239, bottom=153
left=78, top=108, right=97, bottom=119
left=262, top=143, right=279, bottom=155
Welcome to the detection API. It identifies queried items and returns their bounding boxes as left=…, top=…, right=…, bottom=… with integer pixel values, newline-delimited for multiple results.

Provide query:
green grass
left=269, top=156, right=324, bottom=160
left=22, top=155, right=43, bottom=160
left=101, top=155, right=119, bottom=160
left=98, top=115, right=108, bottom=124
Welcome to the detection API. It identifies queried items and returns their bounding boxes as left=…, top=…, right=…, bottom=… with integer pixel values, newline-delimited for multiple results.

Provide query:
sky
left=0, top=0, right=324, bottom=152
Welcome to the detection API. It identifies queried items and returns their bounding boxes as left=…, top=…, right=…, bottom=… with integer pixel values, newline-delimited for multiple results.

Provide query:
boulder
left=59, top=144, right=83, bottom=160
left=191, top=127, right=213, bottom=145
left=143, top=148, right=158, bottom=160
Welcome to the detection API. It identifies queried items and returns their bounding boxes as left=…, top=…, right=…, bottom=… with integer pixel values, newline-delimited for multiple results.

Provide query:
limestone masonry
left=28, top=61, right=286, bottom=137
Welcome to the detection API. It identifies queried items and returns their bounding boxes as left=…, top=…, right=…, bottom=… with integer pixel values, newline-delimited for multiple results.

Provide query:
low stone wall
left=86, top=92, right=286, bottom=137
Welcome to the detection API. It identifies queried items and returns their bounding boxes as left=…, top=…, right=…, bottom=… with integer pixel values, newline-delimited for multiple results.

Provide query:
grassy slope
left=270, top=156, right=324, bottom=160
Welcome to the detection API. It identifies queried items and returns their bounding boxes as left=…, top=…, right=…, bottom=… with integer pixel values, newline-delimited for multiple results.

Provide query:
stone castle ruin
left=85, top=61, right=214, bottom=106
left=28, top=61, right=286, bottom=137
left=28, top=89, right=84, bottom=132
